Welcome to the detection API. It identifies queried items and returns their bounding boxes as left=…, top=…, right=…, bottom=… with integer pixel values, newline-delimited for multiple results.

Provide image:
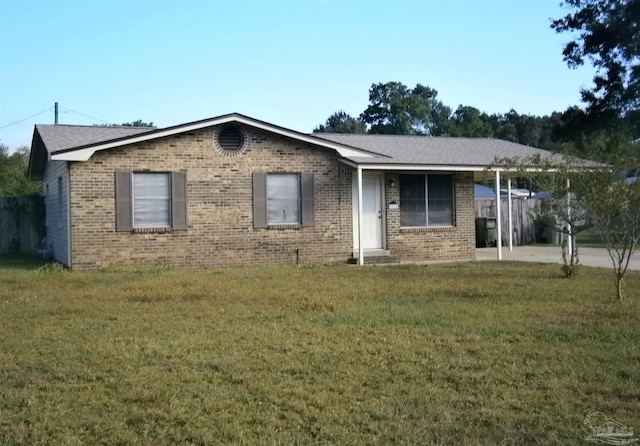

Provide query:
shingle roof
left=28, top=114, right=378, bottom=179
left=35, top=114, right=376, bottom=160
left=35, top=124, right=154, bottom=153
left=29, top=116, right=568, bottom=181
left=312, top=133, right=557, bottom=168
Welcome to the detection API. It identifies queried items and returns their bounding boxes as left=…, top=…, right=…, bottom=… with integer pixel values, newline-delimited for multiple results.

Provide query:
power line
left=0, top=106, right=54, bottom=130
left=1, top=104, right=112, bottom=130
left=61, top=108, right=110, bottom=125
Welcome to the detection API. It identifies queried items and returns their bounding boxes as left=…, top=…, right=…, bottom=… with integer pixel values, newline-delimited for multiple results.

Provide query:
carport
left=485, top=170, right=572, bottom=261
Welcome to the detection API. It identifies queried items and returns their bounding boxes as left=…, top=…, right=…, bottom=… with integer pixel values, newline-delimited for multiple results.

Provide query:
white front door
left=354, top=174, right=383, bottom=250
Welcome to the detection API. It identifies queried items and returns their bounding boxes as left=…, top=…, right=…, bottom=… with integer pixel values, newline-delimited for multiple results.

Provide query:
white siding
left=43, top=160, right=70, bottom=266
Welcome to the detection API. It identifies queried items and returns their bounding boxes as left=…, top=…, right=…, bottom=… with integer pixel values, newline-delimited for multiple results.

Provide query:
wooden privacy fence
left=475, top=197, right=541, bottom=246
left=0, top=196, right=45, bottom=255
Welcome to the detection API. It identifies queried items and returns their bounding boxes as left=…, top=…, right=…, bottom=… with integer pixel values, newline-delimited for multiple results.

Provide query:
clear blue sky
left=0, top=0, right=595, bottom=150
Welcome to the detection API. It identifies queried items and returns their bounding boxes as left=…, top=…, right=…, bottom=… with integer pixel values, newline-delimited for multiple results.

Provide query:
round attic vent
left=216, top=126, right=245, bottom=153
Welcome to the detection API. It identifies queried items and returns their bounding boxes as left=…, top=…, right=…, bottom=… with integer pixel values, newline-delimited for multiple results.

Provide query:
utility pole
left=54, top=102, right=58, bottom=124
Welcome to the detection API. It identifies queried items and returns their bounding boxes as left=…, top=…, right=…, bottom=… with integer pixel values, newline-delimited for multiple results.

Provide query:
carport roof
left=313, top=133, right=560, bottom=171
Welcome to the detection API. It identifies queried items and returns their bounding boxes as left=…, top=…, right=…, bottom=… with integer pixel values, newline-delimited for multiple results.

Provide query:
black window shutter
left=301, top=172, right=314, bottom=227
left=115, top=171, right=132, bottom=232
left=171, top=171, right=188, bottom=230
left=253, top=172, right=267, bottom=228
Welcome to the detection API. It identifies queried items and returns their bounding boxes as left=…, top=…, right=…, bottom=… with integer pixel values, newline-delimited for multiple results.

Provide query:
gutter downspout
left=357, top=166, right=364, bottom=265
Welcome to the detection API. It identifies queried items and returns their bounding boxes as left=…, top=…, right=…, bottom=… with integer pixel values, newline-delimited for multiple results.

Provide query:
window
left=115, top=171, right=187, bottom=232
left=253, top=172, right=314, bottom=228
left=267, top=174, right=300, bottom=224
left=400, top=173, right=454, bottom=227
left=133, top=173, right=171, bottom=227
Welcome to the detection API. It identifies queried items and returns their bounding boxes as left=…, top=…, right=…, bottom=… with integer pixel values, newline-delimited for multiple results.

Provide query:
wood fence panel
left=475, top=198, right=540, bottom=246
left=0, top=196, right=45, bottom=255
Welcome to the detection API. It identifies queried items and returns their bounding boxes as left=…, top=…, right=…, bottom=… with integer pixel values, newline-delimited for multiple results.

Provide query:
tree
left=427, top=99, right=454, bottom=136
left=536, top=112, right=564, bottom=151
left=445, top=105, right=493, bottom=137
left=112, top=120, right=155, bottom=128
left=582, top=169, right=640, bottom=300
left=552, top=0, right=640, bottom=116
left=360, top=82, right=451, bottom=135
left=315, top=80, right=593, bottom=151
left=0, top=144, right=41, bottom=197
left=313, top=111, right=366, bottom=133
left=500, top=144, right=640, bottom=300
left=552, top=105, right=640, bottom=160
left=488, top=110, right=561, bottom=150
left=487, top=111, right=518, bottom=143
left=443, top=108, right=560, bottom=150
left=504, top=154, right=591, bottom=278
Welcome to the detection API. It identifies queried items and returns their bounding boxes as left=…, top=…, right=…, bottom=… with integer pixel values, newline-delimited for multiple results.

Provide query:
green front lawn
left=1, top=259, right=638, bottom=445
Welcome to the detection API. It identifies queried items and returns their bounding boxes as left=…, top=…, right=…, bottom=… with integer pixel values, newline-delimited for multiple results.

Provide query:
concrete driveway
left=476, top=245, right=640, bottom=271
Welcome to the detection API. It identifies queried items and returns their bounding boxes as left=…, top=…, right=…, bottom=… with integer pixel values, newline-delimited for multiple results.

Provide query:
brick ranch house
left=28, top=113, right=554, bottom=270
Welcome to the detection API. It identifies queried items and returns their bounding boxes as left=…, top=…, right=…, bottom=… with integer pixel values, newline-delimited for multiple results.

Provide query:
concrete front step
left=347, top=249, right=397, bottom=264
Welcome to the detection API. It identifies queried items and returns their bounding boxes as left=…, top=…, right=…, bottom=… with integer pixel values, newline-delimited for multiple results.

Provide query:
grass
left=1, top=257, right=639, bottom=445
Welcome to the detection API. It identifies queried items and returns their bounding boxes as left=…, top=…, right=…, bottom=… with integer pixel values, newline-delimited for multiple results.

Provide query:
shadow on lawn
left=0, top=253, right=48, bottom=270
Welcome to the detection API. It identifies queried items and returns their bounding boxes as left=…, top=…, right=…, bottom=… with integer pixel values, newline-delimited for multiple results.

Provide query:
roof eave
left=337, top=159, right=589, bottom=176
left=338, top=159, right=505, bottom=172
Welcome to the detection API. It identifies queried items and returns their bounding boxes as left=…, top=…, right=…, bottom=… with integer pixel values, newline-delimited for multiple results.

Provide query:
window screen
left=267, top=174, right=300, bottom=224
left=400, top=173, right=454, bottom=227
left=427, top=175, right=454, bottom=226
left=133, top=173, right=171, bottom=227
left=399, top=174, right=426, bottom=227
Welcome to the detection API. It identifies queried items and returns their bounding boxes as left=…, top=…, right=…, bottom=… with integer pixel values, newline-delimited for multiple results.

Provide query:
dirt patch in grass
left=1, top=261, right=638, bottom=445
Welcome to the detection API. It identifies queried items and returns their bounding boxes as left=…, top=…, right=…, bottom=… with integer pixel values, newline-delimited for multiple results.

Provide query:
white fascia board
left=338, top=160, right=488, bottom=172
left=331, top=147, right=374, bottom=158
left=486, top=166, right=572, bottom=173
left=51, top=115, right=374, bottom=162
left=53, top=147, right=100, bottom=161
left=359, top=165, right=561, bottom=173
left=339, top=159, right=580, bottom=174
left=365, top=164, right=485, bottom=172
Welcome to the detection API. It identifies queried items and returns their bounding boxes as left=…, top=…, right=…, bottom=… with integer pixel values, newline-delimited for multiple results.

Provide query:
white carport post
left=507, top=179, right=513, bottom=251
left=495, top=170, right=502, bottom=261
left=357, top=166, right=364, bottom=266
